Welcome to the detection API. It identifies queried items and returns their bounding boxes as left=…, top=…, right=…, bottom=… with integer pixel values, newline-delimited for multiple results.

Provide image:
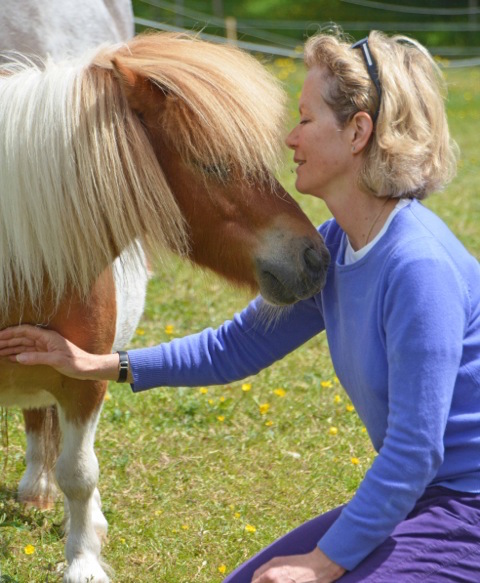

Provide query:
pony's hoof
left=18, top=475, right=58, bottom=510
left=63, top=556, right=109, bottom=583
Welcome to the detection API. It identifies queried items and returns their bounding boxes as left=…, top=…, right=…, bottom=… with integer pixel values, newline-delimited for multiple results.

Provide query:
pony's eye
left=195, top=161, right=232, bottom=181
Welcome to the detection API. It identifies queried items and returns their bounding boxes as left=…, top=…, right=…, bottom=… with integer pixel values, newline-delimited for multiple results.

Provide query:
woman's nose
left=285, top=126, right=298, bottom=149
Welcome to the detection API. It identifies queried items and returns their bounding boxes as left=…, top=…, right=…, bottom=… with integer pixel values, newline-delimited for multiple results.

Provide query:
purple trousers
left=223, top=487, right=480, bottom=582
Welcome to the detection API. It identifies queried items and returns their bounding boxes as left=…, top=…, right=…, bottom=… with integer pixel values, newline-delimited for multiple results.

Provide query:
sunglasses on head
left=351, top=37, right=382, bottom=123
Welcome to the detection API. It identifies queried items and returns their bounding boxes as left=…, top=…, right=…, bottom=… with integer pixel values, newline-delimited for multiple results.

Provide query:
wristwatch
left=116, top=351, right=129, bottom=383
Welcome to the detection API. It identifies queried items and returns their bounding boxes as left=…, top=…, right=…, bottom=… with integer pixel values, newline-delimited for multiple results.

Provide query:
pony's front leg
left=63, top=484, right=108, bottom=543
left=55, top=380, right=109, bottom=583
left=19, top=407, right=60, bottom=509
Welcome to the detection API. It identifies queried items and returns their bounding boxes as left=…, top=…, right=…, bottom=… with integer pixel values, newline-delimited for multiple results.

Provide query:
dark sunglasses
left=351, top=37, right=382, bottom=123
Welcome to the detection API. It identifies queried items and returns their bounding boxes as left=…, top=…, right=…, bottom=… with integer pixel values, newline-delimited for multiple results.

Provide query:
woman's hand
left=252, top=547, right=345, bottom=583
left=0, top=325, right=119, bottom=381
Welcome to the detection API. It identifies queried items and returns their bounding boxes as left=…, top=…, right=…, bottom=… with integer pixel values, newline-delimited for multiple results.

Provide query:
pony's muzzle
left=304, top=246, right=325, bottom=271
left=255, top=234, right=330, bottom=306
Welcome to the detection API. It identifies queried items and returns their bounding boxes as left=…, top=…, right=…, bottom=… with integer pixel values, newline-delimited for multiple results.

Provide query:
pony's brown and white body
left=0, top=33, right=329, bottom=582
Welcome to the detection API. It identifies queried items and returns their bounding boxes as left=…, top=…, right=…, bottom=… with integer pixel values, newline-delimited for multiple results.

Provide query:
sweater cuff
left=127, top=347, right=167, bottom=392
left=316, top=509, right=378, bottom=571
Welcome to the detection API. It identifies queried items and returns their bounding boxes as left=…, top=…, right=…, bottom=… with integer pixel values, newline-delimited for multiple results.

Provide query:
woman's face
left=286, top=66, right=353, bottom=200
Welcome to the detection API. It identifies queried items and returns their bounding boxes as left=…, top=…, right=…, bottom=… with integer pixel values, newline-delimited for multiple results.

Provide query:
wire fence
left=134, top=0, right=480, bottom=68
left=339, top=0, right=480, bottom=17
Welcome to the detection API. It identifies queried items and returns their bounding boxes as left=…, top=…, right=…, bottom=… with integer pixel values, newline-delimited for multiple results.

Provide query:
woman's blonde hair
left=304, top=30, right=458, bottom=199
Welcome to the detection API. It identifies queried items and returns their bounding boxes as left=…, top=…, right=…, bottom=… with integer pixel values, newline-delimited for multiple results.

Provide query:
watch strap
left=117, top=350, right=129, bottom=383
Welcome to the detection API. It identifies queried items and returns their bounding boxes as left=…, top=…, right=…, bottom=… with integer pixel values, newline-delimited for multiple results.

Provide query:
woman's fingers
left=0, top=337, right=35, bottom=349
left=0, top=326, right=67, bottom=369
left=0, top=325, right=62, bottom=352
left=0, top=327, right=41, bottom=355
left=0, top=346, right=36, bottom=358
left=0, top=324, right=46, bottom=339
left=0, top=337, right=36, bottom=352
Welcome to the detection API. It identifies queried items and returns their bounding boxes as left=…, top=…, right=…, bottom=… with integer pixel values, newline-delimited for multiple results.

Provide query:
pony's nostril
left=304, top=247, right=323, bottom=271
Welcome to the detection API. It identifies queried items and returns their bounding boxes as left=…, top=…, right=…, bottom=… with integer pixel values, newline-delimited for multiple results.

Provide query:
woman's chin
left=294, top=179, right=310, bottom=195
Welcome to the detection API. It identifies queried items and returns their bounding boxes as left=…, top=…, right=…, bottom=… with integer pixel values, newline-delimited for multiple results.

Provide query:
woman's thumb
left=16, top=352, right=46, bottom=365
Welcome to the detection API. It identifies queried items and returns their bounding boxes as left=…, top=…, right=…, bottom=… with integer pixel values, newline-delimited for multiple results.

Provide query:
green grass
left=1, top=64, right=479, bottom=582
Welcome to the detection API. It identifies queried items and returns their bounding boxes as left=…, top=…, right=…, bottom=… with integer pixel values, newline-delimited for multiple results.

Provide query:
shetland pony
left=0, top=33, right=329, bottom=582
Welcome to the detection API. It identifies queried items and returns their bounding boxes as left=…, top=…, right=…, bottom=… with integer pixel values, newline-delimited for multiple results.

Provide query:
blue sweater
left=128, top=200, right=480, bottom=570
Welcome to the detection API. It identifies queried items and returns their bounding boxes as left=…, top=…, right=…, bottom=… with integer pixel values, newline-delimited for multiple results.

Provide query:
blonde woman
left=1, top=31, right=480, bottom=582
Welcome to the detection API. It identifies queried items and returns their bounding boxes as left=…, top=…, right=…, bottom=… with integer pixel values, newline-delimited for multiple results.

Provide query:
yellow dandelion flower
left=277, top=57, right=293, bottom=68
left=199, top=387, right=208, bottom=395
left=136, top=328, right=146, bottom=336
left=241, top=383, right=252, bottom=392
left=120, top=537, right=126, bottom=544
left=104, top=392, right=111, bottom=401
left=346, top=404, right=355, bottom=412
left=265, top=420, right=274, bottom=427
left=234, top=512, right=241, bottom=519
left=334, top=395, right=342, bottom=404
left=362, top=427, right=367, bottom=433
left=245, top=524, right=256, bottom=533
left=24, top=544, right=35, bottom=555
left=321, top=380, right=333, bottom=388
left=217, top=415, right=225, bottom=422
left=329, top=426, right=338, bottom=435
left=218, top=565, right=227, bottom=575
left=181, top=524, right=189, bottom=530
left=351, top=457, right=360, bottom=465
left=155, top=510, right=163, bottom=516
left=259, top=403, right=270, bottom=415
left=219, top=396, right=226, bottom=403
left=165, top=324, right=175, bottom=335
left=208, top=399, right=214, bottom=405
left=334, top=376, right=340, bottom=384
left=273, top=388, right=286, bottom=397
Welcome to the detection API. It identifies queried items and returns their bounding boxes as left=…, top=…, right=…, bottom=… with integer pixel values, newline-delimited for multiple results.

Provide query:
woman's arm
left=127, top=295, right=325, bottom=391
left=318, top=245, right=468, bottom=570
left=0, top=295, right=325, bottom=388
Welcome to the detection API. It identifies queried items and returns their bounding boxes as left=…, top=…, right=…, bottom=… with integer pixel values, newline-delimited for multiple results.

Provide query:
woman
left=1, top=31, right=479, bottom=582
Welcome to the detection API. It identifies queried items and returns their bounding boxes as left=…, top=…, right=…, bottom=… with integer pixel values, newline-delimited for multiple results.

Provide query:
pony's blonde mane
left=0, top=33, right=286, bottom=320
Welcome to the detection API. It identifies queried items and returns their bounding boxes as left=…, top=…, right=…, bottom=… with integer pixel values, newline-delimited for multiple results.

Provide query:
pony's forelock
left=95, top=33, right=287, bottom=183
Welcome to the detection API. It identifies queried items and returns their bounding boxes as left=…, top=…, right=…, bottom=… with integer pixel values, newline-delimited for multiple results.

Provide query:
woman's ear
left=350, top=111, right=374, bottom=154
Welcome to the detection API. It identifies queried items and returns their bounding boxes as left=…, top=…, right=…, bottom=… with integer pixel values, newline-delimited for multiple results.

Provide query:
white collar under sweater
left=344, top=199, right=411, bottom=265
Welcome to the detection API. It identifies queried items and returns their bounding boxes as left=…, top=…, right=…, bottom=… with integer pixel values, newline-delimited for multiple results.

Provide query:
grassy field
left=1, top=63, right=479, bottom=582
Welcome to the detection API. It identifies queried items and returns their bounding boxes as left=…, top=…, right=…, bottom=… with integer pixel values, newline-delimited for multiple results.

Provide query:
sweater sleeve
left=317, top=242, right=469, bottom=570
left=127, top=295, right=325, bottom=391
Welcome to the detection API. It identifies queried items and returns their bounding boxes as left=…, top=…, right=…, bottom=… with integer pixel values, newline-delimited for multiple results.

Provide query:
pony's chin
left=258, top=272, right=299, bottom=306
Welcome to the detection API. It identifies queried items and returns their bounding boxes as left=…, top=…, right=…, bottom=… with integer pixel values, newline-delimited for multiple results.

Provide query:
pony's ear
left=111, top=57, right=167, bottom=115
